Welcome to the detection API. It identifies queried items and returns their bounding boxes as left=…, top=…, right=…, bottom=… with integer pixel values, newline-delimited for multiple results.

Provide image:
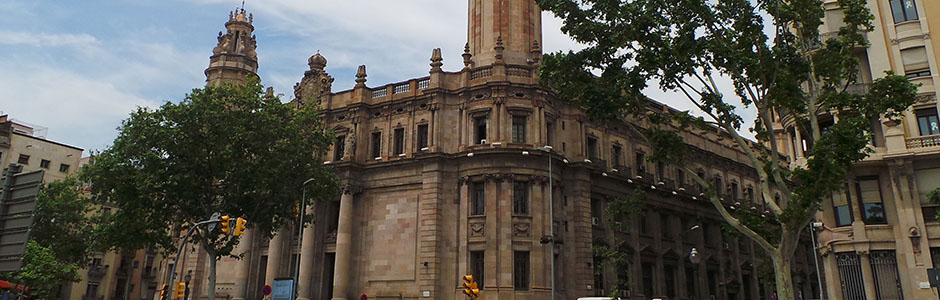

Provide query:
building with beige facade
left=773, top=0, right=940, bottom=299
left=165, top=2, right=819, bottom=300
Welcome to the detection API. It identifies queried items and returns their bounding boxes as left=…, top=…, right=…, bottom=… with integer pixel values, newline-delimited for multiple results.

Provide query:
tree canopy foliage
left=82, top=78, right=339, bottom=299
left=535, top=0, right=918, bottom=298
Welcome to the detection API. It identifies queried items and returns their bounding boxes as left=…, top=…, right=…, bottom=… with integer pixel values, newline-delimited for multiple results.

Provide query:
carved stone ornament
left=513, top=223, right=531, bottom=237
left=458, top=176, right=470, bottom=186
left=342, top=185, right=362, bottom=195
left=469, top=222, right=485, bottom=237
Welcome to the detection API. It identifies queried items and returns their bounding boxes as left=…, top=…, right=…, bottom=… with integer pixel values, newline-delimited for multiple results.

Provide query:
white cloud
left=0, top=31, right=100, bottom=49
left=0, top=62, right=161, bottom=154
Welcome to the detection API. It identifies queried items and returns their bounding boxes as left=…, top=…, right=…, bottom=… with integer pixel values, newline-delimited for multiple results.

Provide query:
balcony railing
left=141, top=267, right=158, bottom=278
left=906, top=134, right=940, bottom=149
left=87, top=265, right=108, bottom=278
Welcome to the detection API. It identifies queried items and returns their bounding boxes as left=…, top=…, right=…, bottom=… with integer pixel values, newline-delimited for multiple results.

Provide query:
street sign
left=0, top=165, right=44, bottom=273
left=272, top=278, right=294, bottom=300
left=360, top=293, right=367, bottom=300
left=262, top=285, right=272, bottom=296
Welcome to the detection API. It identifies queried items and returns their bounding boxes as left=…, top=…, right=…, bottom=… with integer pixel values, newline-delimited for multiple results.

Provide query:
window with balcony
left=917, top=108, right=939, bottom=136
left=833, top=190, right=853, bottom=227
left=512, top=181, right=529, bottom=215
left=856, top=177, right=886, bottom=224
left=546, top=121, right=555, bottom=146
left=512, top=115, right=526, bottom=143
left=393, top=128, right=404, bottom=155
left=587, top=136, right=598, bottom=160
left=612, top=144, right=622, bottom=167
left=417, top=124, right=429, bottom=149
left=474, top=117, right=487, bottom=144
left=333, top=135, right=345, bottom=161
left=371, top=132, right=382, bottom=158
left=889, top=0, right=918, bottom=23
left=635, top=152, right=646, bottom=173
left=471, top=181, right=485, bottom=215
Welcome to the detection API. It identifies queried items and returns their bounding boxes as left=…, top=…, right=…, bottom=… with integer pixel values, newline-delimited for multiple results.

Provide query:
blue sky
left=1, top=0, right=750, bottom=155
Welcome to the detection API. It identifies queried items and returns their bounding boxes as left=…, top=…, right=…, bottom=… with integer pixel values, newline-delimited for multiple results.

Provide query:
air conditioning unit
left=591, top=217, right=599, bottom=225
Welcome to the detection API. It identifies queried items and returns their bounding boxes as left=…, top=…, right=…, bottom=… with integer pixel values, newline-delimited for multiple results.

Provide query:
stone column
left=296, top=205, right=317, bottom=300
left=232, top=229, right=253, bottom=300
left=332, top=188, right=356, bottom=300
left=265, top=227, right=288, bottom=289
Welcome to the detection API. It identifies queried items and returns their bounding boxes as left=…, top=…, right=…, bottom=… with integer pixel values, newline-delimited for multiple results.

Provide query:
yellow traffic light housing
left=461, top=274, right=479, bottom=299
left=174, top=282, right=186, bottom=299
left=160, top=284, right=168, bottom=298
left=233, top=217, right=247, bottom=236
left=220, top=215, right=231, bottom=234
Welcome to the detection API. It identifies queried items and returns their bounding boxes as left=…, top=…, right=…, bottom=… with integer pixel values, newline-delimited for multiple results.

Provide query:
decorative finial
left=430, top=48, right=443, bottom=72
left=462, top=43, right=472, bottom=68
left=494, top=35, right=505, bottom=62
left=355, top=65, right=368, bottom=87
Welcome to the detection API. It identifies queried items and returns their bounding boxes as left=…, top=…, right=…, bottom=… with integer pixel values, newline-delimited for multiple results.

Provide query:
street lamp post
left=295, top=178, right=316, bottom=300
left=810, top=222, right=825, bottom=299
left=535, top=146, right=554, bottom=300
left=162, top=214, right=224, bottom=300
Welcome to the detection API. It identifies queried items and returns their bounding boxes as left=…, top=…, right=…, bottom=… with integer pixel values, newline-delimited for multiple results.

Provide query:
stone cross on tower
left=205, top=8, right=259, bottom=86
left=467, top=0, right=543, bottom=67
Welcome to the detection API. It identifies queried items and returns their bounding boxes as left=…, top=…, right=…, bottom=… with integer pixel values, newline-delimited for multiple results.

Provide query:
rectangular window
left=833, top=190, right=853, bottom=227
left=17, top=154, right=29, bottom=165
left=677, top=169, right=685, bottom=186
left=514, top=251, right=530, bottom=290
left=746, top=186, right=755, bottom=203
left=889, top=0, right=919, bottom=23
left=731, top=182, right=739, bottom=202
left=474, top=117, right=487, bottom=144
left=471, top=182, right=485, bottom=215
left=333, top=135, right=346, bottom=161
left=713, top=177, right=723, bottom=198
left=857, top=178, right=886, bottom=224
left=546, top=122, right=554, bottom=146
left=512, top=181, right=529, bottom=215
left=371, top=132, right=382, bottom=158
left=470, top=251, right=485, bottom=290
left=657, top=161, right=666, bottom=180
left=417, top=124, right=429, bottom=149
left=39, top=159, right=50, bottom=169
left=837, top=252, right=867, bottom=300
left=393, top=128, right=404, bottom=155
left=870, top=251, right=904, bottom=300
left=512, top=115, right=526, bottom=143
left=612, top=144, right=622, bottom=167
left=901, top=46, right=929, bottom=72
left=59, top=164, right=70, bottom=173
left=686, top=266, right=697, bottom=300
left=642, top=262, right=654, bottom=296
left=635, top=152, right=646, bottom=173
left=586, top=136, right=598, bottom=160
left=664, top=265, right=677, bottom=298
left=916, top=108, right=940, bottom=136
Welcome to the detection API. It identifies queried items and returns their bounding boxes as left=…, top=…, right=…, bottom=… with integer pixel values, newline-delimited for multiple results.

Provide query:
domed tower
left=466, top=0, right=543, bottom=67
left=205, top=8, right=259, bottom=86
left=293, top=52, right=335, bottom=106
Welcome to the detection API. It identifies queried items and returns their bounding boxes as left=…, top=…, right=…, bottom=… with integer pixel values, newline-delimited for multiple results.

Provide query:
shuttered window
left=901, top=47, right=929, bottom=72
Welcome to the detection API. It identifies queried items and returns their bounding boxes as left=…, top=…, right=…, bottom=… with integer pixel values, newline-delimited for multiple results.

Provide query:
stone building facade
left=166, top=2, right=818, bottom=300
left=778, top=0, right=940, bottom=299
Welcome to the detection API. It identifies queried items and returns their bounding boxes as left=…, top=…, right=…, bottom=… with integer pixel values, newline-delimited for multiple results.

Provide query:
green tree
left=535, top=0, right=918, bottom=298
left=1, top=177, right=96, bottom=299
left=82, top=78, right=339, bottom=300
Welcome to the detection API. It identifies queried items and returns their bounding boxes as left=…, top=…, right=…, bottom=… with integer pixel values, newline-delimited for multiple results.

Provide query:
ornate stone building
left=778, top=0, right=940, bottom=299
left=164, top=2, right=819, bottom=300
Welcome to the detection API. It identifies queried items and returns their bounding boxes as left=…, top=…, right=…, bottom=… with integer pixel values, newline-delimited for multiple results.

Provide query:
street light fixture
left=534, top=146, right=554, bottom=300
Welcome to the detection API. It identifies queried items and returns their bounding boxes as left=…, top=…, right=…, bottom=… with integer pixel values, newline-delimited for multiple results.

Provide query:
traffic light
left=461, top=275, right=479, bottom=299
left=233, top=217, right=247, bottom=236
left=220, top=215, right=231, bottom=235
left=160, top=284, right=168, bottom=298
left=174, top=282, right=185, bottom=299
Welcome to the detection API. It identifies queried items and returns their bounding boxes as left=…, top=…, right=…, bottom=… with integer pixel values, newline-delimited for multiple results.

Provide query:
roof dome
left=308, top=53, right=327, bottom=69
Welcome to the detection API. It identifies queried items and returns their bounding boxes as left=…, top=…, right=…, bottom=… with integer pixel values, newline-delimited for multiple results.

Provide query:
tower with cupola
left=205, top=8, right=259, bottom=86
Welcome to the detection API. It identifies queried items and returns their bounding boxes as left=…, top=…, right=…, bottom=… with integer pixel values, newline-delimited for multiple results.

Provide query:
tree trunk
left=208, top=255, right=217, bottom=300
left=772, top=250, right=796, bottom=300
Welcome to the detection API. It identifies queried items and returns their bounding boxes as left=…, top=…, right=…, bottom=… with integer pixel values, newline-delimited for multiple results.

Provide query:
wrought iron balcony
left=87, top=265, right=108, bottom=279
